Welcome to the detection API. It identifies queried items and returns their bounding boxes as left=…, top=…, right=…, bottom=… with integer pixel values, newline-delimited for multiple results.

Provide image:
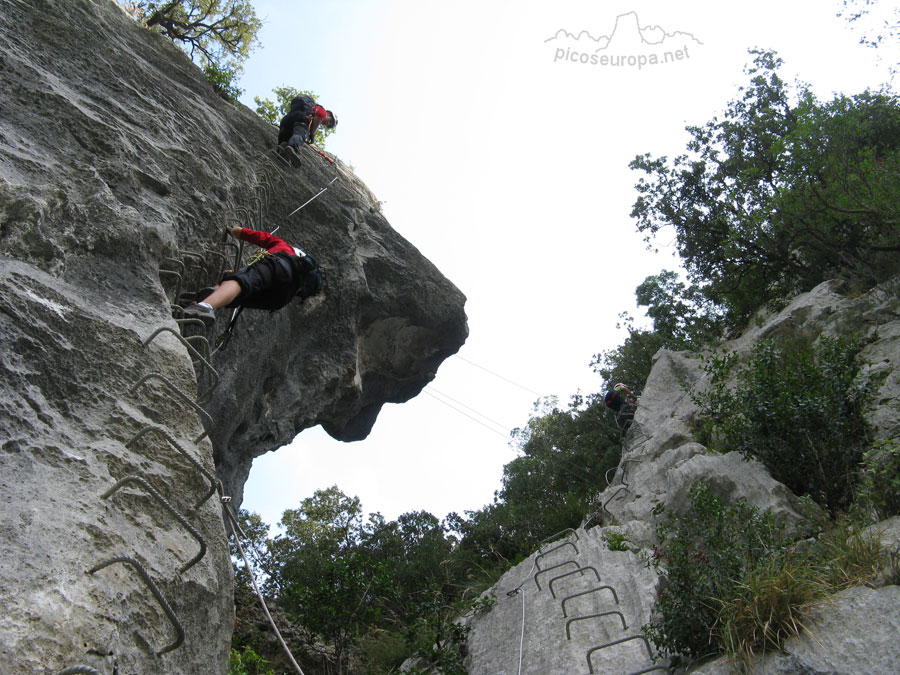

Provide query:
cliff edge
left=0, top=0, right=467, bottom=672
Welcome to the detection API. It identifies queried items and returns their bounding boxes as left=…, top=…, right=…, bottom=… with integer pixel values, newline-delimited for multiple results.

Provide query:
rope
left=223, top=502, right=305, bottom=675
left=515, top=586, right=526, bottom=675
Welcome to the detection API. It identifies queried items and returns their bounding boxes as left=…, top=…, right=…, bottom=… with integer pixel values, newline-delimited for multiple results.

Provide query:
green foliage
left=634, top=270, right=723, bottom=348
left=647, top=484, right=887, bottom=662
left=229, top=646, right=275, bottom=675
left=603, top=530, right=631, bottom=551
left=695, top=335, right=871, bottom=513
left=630, top=49, right=900, bottom=323
left=853, top=441, right=900, bottom=521
left=266, top=487, right=400, bottom=673
left=645, top=483, right=785, bottom=659
left=254, top=85, right=336, bottom=149
left=203, top=60, right=244, bottom=101
left=124, top=1, right=261, bottom=68
left=714, top=551, right=824, bottom=659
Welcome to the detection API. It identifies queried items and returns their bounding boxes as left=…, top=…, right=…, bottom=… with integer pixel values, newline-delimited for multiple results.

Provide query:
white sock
left=198, top=302, right=214, bottom=311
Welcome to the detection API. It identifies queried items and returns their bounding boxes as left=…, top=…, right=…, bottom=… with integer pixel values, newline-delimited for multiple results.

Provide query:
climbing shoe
left=183, top=303, right=215, bottom=328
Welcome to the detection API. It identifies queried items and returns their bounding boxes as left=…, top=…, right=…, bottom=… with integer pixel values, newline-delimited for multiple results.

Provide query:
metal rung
left=538, top=528, right=580, bottom=548
left=102, top=475, right=207, bottom=572
left=602, top=486, right=629, bottom=515
left=549, top=566, right=601, bottom=599
left=125, top=424, right=220, bottom=510
left=534, top=560, right=579, bottom=591
left=87, top=555, right=185, bottom=656
left=535, top=541, right=579, bottom=570
left=128, top=373, right=212, bottom=444
left=160, top=257, right=185, bottom=275
left=586, top=635, right=653, bottom=674
left=157, top=270, right=182, bottom=304
left=56, top=667, right=101, bottom=675
left=566, top=610, right=627, bottom=639
left=142, top=327, right=218, bottom=402
left=561, top=585, right=620, bottom=617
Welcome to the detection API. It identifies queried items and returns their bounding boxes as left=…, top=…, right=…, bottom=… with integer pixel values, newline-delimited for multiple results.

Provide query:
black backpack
left=289, top=94, right=316, bottom=117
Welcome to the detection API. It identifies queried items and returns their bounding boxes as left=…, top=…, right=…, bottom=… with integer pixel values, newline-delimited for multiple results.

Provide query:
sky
left=235, top=0, right=895, bottom=529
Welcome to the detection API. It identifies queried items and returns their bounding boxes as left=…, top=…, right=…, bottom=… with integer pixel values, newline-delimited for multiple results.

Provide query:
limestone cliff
left=0, top=0, right=467, bottom=673
left=462, top=279, right=900, bottom=675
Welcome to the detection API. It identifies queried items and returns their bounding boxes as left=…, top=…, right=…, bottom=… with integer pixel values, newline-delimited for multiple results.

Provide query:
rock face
left=0, top=0, right=466, bottom=673
left=463, top=278, right=900, bottom=674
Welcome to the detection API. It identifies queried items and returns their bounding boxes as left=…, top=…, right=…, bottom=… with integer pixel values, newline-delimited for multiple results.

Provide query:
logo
left=546, top=11, right=703, bottom=70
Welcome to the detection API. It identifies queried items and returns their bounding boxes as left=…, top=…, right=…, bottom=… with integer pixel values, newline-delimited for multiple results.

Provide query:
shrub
left=853, top=441, right=900, bottom=521
left=645, top=483, right=785, bottom=659
left=646, top=483, right=887, bottom=663
left=695, top=335, right=871, bottom=513
left=204, top=61, right=245, bottom=102
left=229, top=646, right=275, bottom=675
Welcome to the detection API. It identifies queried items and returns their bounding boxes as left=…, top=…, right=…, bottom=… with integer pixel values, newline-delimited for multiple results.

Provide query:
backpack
left=289, top=94, right=316, bottom=117
left=291, top=253, right=324, bottom=302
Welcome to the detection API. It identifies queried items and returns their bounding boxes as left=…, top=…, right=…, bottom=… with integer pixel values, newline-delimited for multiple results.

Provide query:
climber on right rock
left=604, top=383, right=638, bottom=435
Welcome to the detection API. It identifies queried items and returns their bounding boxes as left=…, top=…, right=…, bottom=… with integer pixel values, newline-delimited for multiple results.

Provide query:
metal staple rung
left=125, top=424, right=220, bottom=510
left=534, top=560, right=580, bottom=591
left=586, top=634, right=653, bottom=675
left=561, top=585, right=620, bottom=617
left=549, top=566, right=602, bottom=599
left=142, top=327, right=219, bottom=402
left=566, top=610, right=627, bottom=639
left=602, top=486, right=629, bottom=515
left=129, top=372, right=212, bottom=444
left=538, top=528, right=580, bottom=548
left=535, top=541, right=579, bottom=571
left=102, top=475, right=208, bottom=572
left=56, top=667, right=102, bottom=675
left=87, top=555, right=185, bottom=656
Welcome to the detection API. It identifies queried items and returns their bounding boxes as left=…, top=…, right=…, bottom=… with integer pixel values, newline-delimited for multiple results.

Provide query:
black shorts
left=223, top=253, right=301, bottom=310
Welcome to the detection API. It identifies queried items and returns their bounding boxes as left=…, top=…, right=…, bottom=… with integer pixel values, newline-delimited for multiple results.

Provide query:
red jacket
left=237, top=228, right=296, bottom=256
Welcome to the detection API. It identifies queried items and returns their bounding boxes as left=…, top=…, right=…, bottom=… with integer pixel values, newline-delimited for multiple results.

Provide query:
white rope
left=224, top=503, right=305, bottom=675
left=516, top=587, right=526, bottom=675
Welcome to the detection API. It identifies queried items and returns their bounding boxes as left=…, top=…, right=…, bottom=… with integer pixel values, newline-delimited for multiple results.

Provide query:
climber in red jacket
left=183, top=227, right=323, bottom=327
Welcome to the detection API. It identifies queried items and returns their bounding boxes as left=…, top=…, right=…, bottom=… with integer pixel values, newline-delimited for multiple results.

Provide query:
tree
left=267, top=487, right=397, bottom=674
left=630, top=49, right=900, bottom=323
left=839, top=0, right=900, bottom=80
left=254, top=85, right=337, bottom=149
left=123, top=1, right=261, bottom=67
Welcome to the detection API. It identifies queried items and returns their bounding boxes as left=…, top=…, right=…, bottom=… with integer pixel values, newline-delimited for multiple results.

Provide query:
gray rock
left=465, top=278, right=900, bottom=673
left=0, top=0, right=466, bottom=672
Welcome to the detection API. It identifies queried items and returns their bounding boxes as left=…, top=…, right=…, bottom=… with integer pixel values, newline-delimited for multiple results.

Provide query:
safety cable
left=422, top=389, right=510, bottom=440
left=223, top=502, right=305, bottom=675
left=453, top=355, right=543, bottom=397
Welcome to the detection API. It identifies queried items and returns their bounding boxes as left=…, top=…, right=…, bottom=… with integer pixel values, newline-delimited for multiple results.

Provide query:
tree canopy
left=630, top=49, right=900, bottom=323
left=122, top=0, right=261, bottom=67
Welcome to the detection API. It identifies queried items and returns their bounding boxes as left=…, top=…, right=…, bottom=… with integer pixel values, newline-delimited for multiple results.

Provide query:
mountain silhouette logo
left=546, top=11, right=702, bottom=69
left=545, top=11, right=703, bottom=52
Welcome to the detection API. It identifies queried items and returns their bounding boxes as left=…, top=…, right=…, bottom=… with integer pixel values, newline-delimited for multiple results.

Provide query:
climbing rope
left=223, top=502, right=305, bottom=675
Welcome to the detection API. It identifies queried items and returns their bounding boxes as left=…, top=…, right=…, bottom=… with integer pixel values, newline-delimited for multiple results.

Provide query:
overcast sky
left=234, top=0, right=894, bottom=529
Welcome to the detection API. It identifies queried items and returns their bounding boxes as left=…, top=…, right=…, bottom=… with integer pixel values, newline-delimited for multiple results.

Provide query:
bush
left=646, top=483, right=887, bottom=663
left=645, top=483, right=785, bottom=659
left=854, top=441, right=900, bottom=521
left=695, top=335, right=872, bottom=513
left=204, top=61, right=245, bottom=102
left=229, top=646, right=275, bottom=675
